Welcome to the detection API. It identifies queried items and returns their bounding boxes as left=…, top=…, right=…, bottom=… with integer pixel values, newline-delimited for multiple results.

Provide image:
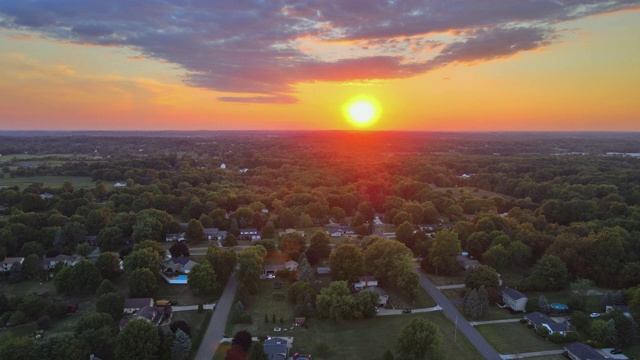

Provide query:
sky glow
left=0, top=1, right=638, bottom=130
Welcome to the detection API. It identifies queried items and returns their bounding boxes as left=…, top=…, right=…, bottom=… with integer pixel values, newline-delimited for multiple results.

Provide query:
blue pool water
left=176, top=275, right=188, bottom=281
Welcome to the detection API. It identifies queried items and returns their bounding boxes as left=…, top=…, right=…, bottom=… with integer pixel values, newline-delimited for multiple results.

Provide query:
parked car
left=590, top=313, right=600, bottom=318
left=611, top=349, right=623, bottom=355
left=402, top=309, right=412, bottom=314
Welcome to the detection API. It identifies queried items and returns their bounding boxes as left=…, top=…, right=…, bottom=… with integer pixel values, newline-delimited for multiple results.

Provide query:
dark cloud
left=0, top=0, right=637, bottom=103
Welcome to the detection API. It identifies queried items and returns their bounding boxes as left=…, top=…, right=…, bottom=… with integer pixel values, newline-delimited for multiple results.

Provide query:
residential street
left=194, top=273, right=238, bottom=360
left=417, top=269, right=503, bottom=360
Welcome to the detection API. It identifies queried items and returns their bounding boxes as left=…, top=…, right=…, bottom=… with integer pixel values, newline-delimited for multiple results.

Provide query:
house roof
left=136, top=306, right=164, bottom=325
left=0, top=257, right=24, bottom=266
left=123, top=298, right=153, bottom=309
left=564, top=342, right=608, bottom=360
left=360, top=275, right=377, bottom=282
left=284, top=260, right=298, bottom=267
left=264, top=264, right=286, bottom=271
left=456, top=255, right=479, bottom=266
left=170, top=257, right=192, bottom=265
left=525, top=312, right=569, bottom=332
left=203, top=228, right=219, bottom=234
left=501, top=288, right=527, bottom=301
left=264, top=337, right=288, bottom=360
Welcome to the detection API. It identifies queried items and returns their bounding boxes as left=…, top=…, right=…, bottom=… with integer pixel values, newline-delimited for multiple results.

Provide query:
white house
left=353, top=276, right=378, bottom=291
left=525, top=312, right=572, bottom=336
left=0, top=257, right=24, bottom=273
left=284, top=260, right=298, bottom=271
left=501, top=288, right=528, bottom=312
left=220, top=163, right=226, bottom=169
left=41, top=254, right=81, bottom=271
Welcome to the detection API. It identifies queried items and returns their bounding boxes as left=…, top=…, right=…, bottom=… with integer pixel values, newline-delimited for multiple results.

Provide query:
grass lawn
left=227, top=279, right=472, bottom=360
left=426, top=273, right=467, bottom=286
left=290, top=312, right=481, bottom=360
left=386, top=285, right=436, bottom=309
left=155, top=281, right=223, bottom=306
left=0, top=176, right=96, bottom=189
left=476, top=322, right=564, bottom=354
left=523, top=290, right=603, bottom=314
left=212, top=343, right=229, bottom=360
left=169, top=310, right=213, bottom=360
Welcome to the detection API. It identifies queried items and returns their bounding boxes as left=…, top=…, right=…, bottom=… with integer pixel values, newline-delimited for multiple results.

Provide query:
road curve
left=194, top=273, right=238, bottom=360
left=417, top=269, right=502, bottom=360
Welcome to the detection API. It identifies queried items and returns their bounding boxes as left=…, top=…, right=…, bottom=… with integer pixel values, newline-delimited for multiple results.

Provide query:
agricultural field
left=0, top=176, right=96, bottom=189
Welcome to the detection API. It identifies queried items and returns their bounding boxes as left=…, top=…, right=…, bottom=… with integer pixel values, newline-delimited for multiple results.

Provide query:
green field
left=432, top=186, right=514, bottom=201
left=0, top=176, right=96, bottom=189
left=226, top=279, right=476, bottom=360
left=476, top=322, right=564, bottom=354
left=170, top=310, right=213, bottom=360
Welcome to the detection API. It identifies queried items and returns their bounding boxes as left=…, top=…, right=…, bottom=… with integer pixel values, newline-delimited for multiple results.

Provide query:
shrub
left=535, top=327, right=550, bottom=338
left=8, top=311, right=26, bottom=326
left=520, top=319, right=527, bottom=324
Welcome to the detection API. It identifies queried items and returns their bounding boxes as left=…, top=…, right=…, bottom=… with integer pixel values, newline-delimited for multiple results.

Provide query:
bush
left=520, top=319, right=527, bottom=324
left=8, top=311, right=26, bottom=326
left=535, top=326, right=550, bottom=338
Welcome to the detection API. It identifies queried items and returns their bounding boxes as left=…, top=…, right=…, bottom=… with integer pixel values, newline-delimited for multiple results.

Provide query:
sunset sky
left=0, top=1, right=639, bottom=131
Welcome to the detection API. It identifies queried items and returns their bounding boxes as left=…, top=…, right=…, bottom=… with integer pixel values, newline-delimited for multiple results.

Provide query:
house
left=316, top=267, right=331, bottom=275
left=123, top=298, right=154, bottom=314
left=457, top=254, right=480, bottom=270
left=239, top=168, right=249, bottom=173
left=564, top=342, right=610, bottom=360
left=119, top=306, right=165, bottom=330
left=525, top=312, right=572, bottom=336
left=40, top=192, right=54, bottom=199
left=163, top=257, right=197, bottom=274
left=220, top=163, right=226, bottom=169
left=501, top=288, right=528, bottom=312
left=240, top=228, right=261, bottom=241
left=203, top=228, right=221, bottom=241
left=606, top=305, right=631, bottom=317
left=0, top=257, right=24, bottom=273
left=114, top=181, right=127, bottom=187
left=165, top=233, right=186, bottom=242
left=264, top=264, right=286, bottom=276
left=263, top=337, right=288, bottom=360
left=41, top=254, right=81, bottom=271
left=353, top=276, right=378, bottom=291
left=368, top=287, right=390, bottom=307
left=284, top=260, right=298, bottom=272
left=294, top=317, right=305, bottom=326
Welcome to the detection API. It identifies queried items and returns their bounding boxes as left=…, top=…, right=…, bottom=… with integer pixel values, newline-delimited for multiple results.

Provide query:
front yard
left=476, top=322, right=564, bottom=354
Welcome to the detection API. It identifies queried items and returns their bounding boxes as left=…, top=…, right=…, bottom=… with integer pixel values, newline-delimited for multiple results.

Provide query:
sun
left=343, top=96, right=380, bottom=127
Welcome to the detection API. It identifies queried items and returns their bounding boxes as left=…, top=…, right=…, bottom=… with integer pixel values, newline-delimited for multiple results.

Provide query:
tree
left=590, top=319, right=613, bottom=347
left=482, top=244, right=509, bottom=272
left=97, top=226, right=124, bottom=251
left=58, top=222, right=87, bottom=252
left=237, top=246, right=265, bottom=294
left=115, top=319, right=160, bottom=360
left=8, top=260, right=23, bottom=284
left=610, top=309, right=636, bottom=347
left=96, top=252, right=122, bottom=279
left=528, top=254, right=569, bottom=291
left=20, top=241, right=45, bottom=257
left=72, top=260, right=103, bottom=294
left=308, top=230, right=331, bottom=258
left=364, top=238, right=418, bottom=298
left=169, top=241, right=190, bottom=258
left=96, top=292, right=124, bottom=320
left=248, top=342, right=268, bottom=360
left=123, top=248, right=161, bottom=274
left=170, top=320, right=192, bottom=337
left=185, top=219, right=204, bottom=243
left=464, top=265, right=499, bottom=290
left=96, top=279, right=118, bottom=296
left=297, top=254, right=315, bottom=282
left=205, top=246, right=237, bottom=283
left=428, top=229, right=461, bottom=275
left=316, top=281, right=357, bottom=322
left=171, top=329, right=192, bottom=360
left=76, top=243, right=93, bottom=257
left=355, top=289, right=380, bottom=318
left=396, top=317, right=442, bottom=360
left=383, top=349, right=395, bottom=360
left=22, top=253, right=41, bottom=278
left=129, top=268, right=158, bottom=297
left=279, top=232, right=306, bottom=260
left=188, top=260, right=217, bottom=296
left=222, top=233, right=238, bottom=247
left=329, top=244, right=364, bottom=282
left=0, top=336, right=34, bottom=360
left=395, top=221, right=415, bottom=249
left=538, top=295, right=550, bottom=313
left=231, top=330, right=253, bottom=353
left=463, top=288, right=481, bottom=320
left=55, top=266, right=74, bottom=293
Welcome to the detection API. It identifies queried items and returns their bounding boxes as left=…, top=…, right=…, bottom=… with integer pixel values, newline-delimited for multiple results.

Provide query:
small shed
left=294, top=317, right=306, bottom=326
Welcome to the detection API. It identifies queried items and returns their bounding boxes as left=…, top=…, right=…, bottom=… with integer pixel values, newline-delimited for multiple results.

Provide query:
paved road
left=500, top=349, right=565, bottom=359
left=194, top=273, right=238, bottom=360
left=436, top=283, right=466, bottom=290
left=417, top=269, right=502, bottom=360
left=469, top=318, right=521, bottom=326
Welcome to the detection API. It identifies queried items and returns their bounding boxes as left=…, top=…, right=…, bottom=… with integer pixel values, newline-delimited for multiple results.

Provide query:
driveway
left=500, top=349, right=565, bottom=359
left=417, top=269, right=502, bottom=360
left=172, top=304, right=216, bottom=312
left=376, top=305, right=442, bottom=316
left=194, top=273, right=238, bottom=360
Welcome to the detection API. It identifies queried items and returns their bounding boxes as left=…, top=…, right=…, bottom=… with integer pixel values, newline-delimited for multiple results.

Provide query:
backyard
left=476, top=322, right=564, bottom=354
